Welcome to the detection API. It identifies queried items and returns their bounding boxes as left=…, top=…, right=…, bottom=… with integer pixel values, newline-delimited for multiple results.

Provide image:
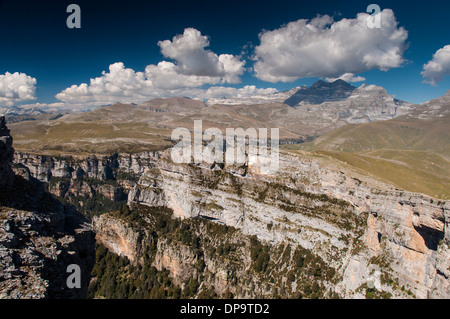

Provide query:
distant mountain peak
left=311, top=79, right=328, bottom=87
left=332, top=78, right=349, bottom=84
left=311, top=79, right=355, bottom=88
left=284, top=79, right=356, bottom=106
left=0, top=105, right=46, bottom=116
left=205, top=88, right=302, bottom=106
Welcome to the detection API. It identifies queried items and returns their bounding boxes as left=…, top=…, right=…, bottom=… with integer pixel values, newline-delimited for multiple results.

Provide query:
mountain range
left=288, top=90, right=450, bottom=199
left=7, top=80, right=420, bottom=153
left=5, top=79, right=449, bottom=199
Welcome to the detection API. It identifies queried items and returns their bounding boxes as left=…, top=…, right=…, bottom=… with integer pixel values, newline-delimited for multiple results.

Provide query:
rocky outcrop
left=13, top=151, right=160, bottom=213
left=92, top=213, right=145, bottom=264
left=0, top=117, right=14, bottom=189
left=0, top=120, right=95, bottom=299
left=0, top=203, right=95, bottom=298
left=14, top=151, right=159, bottom=183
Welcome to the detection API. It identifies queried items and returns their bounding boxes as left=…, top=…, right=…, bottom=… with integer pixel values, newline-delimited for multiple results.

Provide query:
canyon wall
left=14, top=150, right=450, bottom=298
left=126, top=151, right=450, bottom=298
left=1, top=130, right=95, bottom=298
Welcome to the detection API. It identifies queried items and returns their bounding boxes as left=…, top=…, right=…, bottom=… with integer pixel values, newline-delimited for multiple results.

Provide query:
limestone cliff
left=14, top=151, right=159, bottom=183
left=122, top=150, right=449, bottom=298
left=13, top=147, right=450, bottom=298
left=13, top=151, right=159, bottom=214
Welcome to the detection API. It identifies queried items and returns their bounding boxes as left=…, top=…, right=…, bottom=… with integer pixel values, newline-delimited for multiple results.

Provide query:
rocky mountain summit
left=0, top=106, right=49, bottom=124
left=285, top=80, right=414, bottom=124
left=0, top=118, right=95, bottom=298
left=0, top=106, right=46, bottom=117
left=402, top=90, right=450, bottom=120
left=285, top=79, right=356, bottom=106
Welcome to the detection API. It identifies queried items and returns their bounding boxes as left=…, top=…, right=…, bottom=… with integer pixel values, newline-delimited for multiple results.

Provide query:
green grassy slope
left=296, top=115, right=450, bottom=157
left=283, top=114, right=450, bottom=199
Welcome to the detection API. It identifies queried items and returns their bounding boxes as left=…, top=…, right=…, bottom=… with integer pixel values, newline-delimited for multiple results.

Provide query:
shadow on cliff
left=0, top=172, right=96, bottom=298
left=414, top=225, right=445, bottom=251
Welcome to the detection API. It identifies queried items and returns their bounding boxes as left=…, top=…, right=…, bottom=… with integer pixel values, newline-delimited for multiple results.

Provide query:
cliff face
left=0, top=118, right=14, bottom=189
left=0, top=120, right=95, bottom=299
left=14, top=151, right=159, bottom=183
left=123, top=151, right=449, bottom=298
left=14, top=151, right=159, bottom=204
left=92, top=206, right=339, bottom=298
left=13, top=148, right=450, bottom=298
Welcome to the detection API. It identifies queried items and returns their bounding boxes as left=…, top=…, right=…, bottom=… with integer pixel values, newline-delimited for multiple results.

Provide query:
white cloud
left=56, top=28, right=246, bottom=107
left=144, top=61, right=221, bottom=90
left=421, top=45, right=450, bottom=85
left=55, top=61, right=277, bottom=107
left=56, top=62, right=152, bottom=105
left=158, top=28, right=245, bottom=83
left=56, top=61, right=226, bottom=107
left=253, top=9, right=408, bottom=82
left=326, top=73, right=366, bottom=83
left=0, top=72, right=37, bottom=106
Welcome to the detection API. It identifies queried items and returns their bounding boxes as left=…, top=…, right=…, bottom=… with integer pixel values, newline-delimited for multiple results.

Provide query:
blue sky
left=0, top=0, right=449, bottom=108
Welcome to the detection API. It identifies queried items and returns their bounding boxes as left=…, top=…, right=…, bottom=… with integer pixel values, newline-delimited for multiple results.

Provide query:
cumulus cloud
left=326, top=73, right=366, bottom=83
left=56, top=62, right=224, bottom=106
left=0, top=72, right=37, bottom=106
left=56, top=60, right=276, bottom=106
left=158, top=28, right=245, bottom=83
left=56, top=28, right=246, bottom=107
left=253, top=9, right=408, bottom=82
left=145, top=61, right=222, bottom=90
left=421, top=45, right=450, bottom=85
left=56, top=62, right=152, bottom=105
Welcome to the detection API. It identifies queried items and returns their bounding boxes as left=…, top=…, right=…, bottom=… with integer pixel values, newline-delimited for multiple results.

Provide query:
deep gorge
left=11, top=149, right=450, bottom=298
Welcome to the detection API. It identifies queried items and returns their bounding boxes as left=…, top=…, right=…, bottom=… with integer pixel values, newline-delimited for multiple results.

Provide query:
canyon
left=10, top=147, right=450, bottom=298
